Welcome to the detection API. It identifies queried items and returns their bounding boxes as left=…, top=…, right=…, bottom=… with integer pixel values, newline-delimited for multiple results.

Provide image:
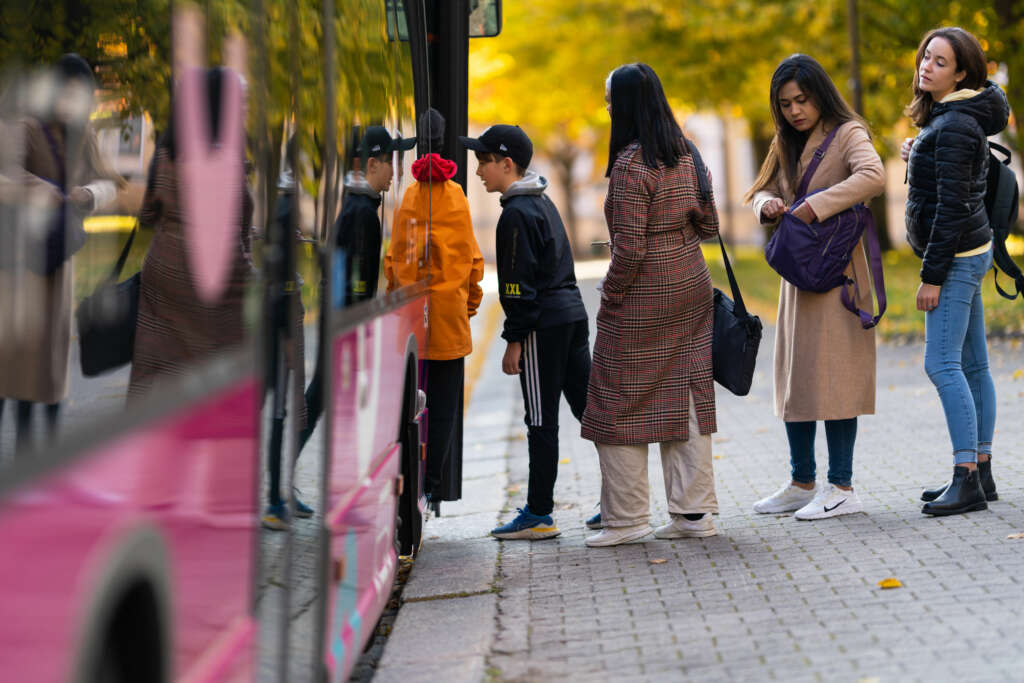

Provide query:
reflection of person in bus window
left=0, top=53, right=123, bottom=454
left=333, top=126, right=414, bottom=306
left=127, top=67, right=254, bottom=398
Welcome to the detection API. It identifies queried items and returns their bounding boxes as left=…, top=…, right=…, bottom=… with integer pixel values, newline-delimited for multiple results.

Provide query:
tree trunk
left=551, top=145, right=580, bottom=257
left=749, top=124, right=774, bottom=243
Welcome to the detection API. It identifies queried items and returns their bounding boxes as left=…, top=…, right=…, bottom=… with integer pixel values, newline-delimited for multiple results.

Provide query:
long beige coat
left=752, top=120, right=885, bottom=422
left=0, top=118, right=117, bottom=404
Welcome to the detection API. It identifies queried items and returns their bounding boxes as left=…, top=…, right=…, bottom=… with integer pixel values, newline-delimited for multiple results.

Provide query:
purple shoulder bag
left=763, top=127, right=887, bottom=328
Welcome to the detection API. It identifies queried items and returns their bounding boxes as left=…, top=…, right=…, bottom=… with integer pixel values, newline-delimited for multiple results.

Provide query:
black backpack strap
left=106, top=221, right=138, bottom=285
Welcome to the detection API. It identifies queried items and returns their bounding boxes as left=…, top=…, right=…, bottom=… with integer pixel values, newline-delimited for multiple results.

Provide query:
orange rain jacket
left=387, top=153, right=484, bottom=361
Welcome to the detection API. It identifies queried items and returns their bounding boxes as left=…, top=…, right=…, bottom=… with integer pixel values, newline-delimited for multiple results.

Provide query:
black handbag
left=684, top=138, right=763, bottom=396
left=76, top=222, right=140, bottom=376
left=712, top=234, right=762, bottom=396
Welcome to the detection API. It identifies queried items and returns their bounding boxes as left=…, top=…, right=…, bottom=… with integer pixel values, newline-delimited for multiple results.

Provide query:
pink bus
left=0, top=1, right=500, bottom=681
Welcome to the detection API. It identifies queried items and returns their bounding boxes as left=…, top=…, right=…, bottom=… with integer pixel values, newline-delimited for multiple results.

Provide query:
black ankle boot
left=921, top=466, right=987, bottom=516
left=921, top=459, right=998, bottom=502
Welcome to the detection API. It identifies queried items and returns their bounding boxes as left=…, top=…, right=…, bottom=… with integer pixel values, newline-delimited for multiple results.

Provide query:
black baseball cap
left=360, top=125, right=417, bottom=158
left=459, top=125, right=533, bottom=169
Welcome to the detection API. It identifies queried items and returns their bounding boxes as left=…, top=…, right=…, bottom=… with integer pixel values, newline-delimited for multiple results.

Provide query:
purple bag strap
left=840, top=217, right=888, bottom=329
left=796, top=127, right=840, bottom=199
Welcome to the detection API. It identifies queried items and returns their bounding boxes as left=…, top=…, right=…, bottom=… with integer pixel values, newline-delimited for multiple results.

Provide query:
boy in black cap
left=459, top=125, right=591, bottom=540
left=334, top=125, right=415, bottom=305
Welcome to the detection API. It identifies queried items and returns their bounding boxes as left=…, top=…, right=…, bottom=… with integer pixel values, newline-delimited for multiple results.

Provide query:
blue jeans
left=924, top=250, right=996, bottom=465
left=785, top=418, right=857, bottom=487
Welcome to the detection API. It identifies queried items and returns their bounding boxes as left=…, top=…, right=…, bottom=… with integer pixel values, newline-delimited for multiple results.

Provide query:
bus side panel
left=323, top=294, right=426, bottom=681
left=0, top=378, right=259, bottom=682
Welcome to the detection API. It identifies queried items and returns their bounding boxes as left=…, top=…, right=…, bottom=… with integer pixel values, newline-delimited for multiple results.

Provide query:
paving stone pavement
left=396, top=281, right=1024, bottom=682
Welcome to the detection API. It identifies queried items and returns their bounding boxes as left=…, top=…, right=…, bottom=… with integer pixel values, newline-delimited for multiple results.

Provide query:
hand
left=760, top=198, right=788, bottom=221
left=68, top=186, right=94, bottom=211
left=900, top=137, right=915, bottom=162
left=791, top=201, right=816, bottom=224
left=502, top=341, right=522, bottom=375
left=916, top=282, right=941, bottom=311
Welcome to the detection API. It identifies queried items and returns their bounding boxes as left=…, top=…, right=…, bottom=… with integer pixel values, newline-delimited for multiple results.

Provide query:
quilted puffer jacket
left=905, top=81, right=1010, bottom=285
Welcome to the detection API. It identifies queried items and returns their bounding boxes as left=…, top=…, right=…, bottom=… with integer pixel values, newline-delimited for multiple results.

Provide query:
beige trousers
left=596, top=393, right=717, bottom=527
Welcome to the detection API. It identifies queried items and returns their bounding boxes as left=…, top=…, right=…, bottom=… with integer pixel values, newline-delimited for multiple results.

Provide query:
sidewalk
left=377, top=282, right=1024, bottom=682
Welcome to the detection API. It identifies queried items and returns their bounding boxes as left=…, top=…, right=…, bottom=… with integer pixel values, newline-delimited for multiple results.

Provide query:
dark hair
left=745, top=54, right=866, bottom=202
left=418, top=108, right=445, bottom=156
left=474, top=150, right=527, bottom=177
left=905, top=27, right=988, bottom=127
left=605, top=63, right=686, bottom=177
left=56, top=53, right=96, bottom=90
left=157, top=67, right=228, bottom=160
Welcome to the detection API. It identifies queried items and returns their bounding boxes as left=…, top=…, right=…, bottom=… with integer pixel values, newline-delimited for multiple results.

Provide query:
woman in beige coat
left=745, top=54, right=885, bottom=520
left=0, top=55, right=122, bottom=453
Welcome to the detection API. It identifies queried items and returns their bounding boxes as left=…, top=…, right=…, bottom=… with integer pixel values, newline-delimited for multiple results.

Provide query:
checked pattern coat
left=582, top=142, right=719, bottom=445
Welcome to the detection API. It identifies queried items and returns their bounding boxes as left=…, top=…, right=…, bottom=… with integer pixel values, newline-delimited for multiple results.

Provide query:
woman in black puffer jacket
left=902, top=27, right=1010, bottom=517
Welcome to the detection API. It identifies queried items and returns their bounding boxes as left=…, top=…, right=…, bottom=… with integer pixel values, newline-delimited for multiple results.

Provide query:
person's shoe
left=491, top=506, right=560, bottom=540
left=586, top=509, right=604, bottom=530
left=921, top=459, right=998, bottom=502
left=922, top=466, right=988, bottom=516
left=291, top=488, right=314, bottom=518
left=585, top=524, right=652, bottom=547
left=794, top=484, right=863, bottom=520
left=752, top=481, right=817, bottom=514
left=262, top=502, right=289, bottom=531
left=654, top=514, right=717, bottom=539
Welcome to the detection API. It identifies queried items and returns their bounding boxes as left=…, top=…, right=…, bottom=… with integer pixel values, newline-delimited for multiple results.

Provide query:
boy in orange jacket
left=387, top=108, right=484, bottom=510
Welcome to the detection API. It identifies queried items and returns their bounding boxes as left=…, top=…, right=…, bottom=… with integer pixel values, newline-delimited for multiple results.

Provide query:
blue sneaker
left=586, top=511, right=603, bottom=530
left=262, top=502, right=289, bottom=531
left=291, top=489, right=314, bottom=518
left=491, top=506, right=560, bottom=540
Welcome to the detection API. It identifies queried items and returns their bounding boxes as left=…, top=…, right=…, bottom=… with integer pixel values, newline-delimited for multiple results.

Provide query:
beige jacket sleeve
left=751, top=176, right=783, bottom=225
left=803, top=122, right=885, bottom=222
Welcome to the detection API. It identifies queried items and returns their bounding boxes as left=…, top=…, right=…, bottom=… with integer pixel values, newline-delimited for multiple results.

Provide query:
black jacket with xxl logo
left=906, top=82, right=1009, bottom=285
left=496, top=172, right=587, bottom=342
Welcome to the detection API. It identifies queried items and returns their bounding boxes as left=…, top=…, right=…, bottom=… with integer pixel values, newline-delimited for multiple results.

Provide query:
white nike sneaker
left=752, top=481, right=818, bottom=514
left=585, top=524, right=652, bottom=547
left=654, top=514, right=717, bottom=539
left=794, top=483, right=863, bottom=520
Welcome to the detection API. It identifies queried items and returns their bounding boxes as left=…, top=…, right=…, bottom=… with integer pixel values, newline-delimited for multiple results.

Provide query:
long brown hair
left=744, top=54, right=865, bottom=203
left=905, top=27, right=988, bottom=128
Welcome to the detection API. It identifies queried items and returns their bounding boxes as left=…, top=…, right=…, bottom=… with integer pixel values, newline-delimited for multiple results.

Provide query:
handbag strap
left=107, top=221, right=138, bottom=283
left=839, top=215, right=887, bottom=328
left=718, top=232, right=749, bottom=318
left=796, top=126, right=840, bottom=199
left=684, top=137, right=749, bottom=317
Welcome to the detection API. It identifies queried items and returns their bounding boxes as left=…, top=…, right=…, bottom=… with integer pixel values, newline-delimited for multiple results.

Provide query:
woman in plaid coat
left=582, top=64, right=720, bottom=547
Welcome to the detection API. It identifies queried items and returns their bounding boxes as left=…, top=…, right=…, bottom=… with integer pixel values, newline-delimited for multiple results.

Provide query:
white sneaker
left=752, top=482, right=818, bottom=514
left=794, top=483, right=863, bottom=520
left=654, top=515, right=717, bottom=539
left=585, top=524, right=652, bottom=547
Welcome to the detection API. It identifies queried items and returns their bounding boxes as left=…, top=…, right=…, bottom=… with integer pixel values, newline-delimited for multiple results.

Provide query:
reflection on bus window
left=334, top=125, right=413, bottom=308
left=127, top=67, right=253, bottom=399
left=0, top=54, right=124, bottom=456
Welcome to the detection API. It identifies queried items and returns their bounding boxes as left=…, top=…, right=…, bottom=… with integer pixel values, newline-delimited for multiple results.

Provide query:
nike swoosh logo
left=824, top=499, right=846, bottom=512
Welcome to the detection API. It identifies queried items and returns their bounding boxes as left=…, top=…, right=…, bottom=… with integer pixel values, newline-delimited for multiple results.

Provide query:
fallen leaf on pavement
left=713, top=454, right=724, bottom=460
left=1006, top=532, right=1024, bottom=540
left=1014, top=369, right=1024, bottom=381
left=649, top=558, right=667, bottom=565
left=559, top=458, right=570, bottom=464
left=877, top=577, right=902, bottom=589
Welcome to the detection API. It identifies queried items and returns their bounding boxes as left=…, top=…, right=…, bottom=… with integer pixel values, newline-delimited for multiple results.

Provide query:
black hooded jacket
left=906, top=81, right=1010, bottom=285
left=496, top=172, right=587, bottom=342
